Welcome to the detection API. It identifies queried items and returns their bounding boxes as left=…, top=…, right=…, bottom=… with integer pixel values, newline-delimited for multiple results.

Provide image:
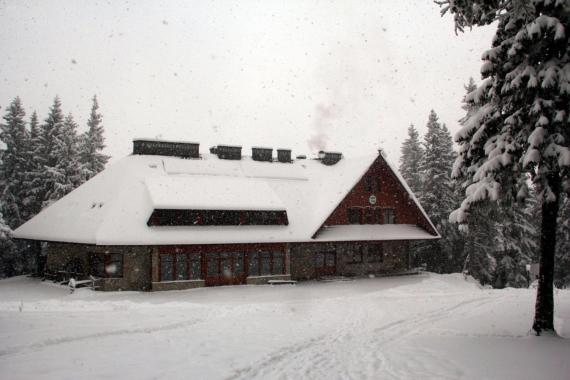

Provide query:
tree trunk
left=532, top=173, right=561, bottom=335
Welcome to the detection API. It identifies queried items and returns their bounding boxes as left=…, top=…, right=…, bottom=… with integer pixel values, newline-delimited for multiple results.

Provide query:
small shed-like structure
left=14, top=139, right=439, bottom=291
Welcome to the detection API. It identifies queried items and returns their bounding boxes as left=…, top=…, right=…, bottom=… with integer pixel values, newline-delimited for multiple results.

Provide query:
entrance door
left=205, top=252, right=246, bottom=286
left=314, top=250, right=336, bottom=277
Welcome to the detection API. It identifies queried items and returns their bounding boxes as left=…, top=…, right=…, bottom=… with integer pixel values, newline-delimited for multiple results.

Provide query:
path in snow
left=0, top=273, right=569, bottom=380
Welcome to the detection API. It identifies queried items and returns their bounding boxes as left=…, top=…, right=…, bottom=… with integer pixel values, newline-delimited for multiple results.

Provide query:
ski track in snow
left=1, top=275, right=569, bottom=380
left=227, top=295, right=498, bottom=380
left=0, top=317, right=205, bottom=358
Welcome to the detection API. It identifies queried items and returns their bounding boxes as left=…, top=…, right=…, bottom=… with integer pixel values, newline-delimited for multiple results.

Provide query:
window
left=89, top=253, right=123, bottom=278
left=350, top=207, right=386, bottom=224
left=249, top=252, right=260, bottom=276
left=248, top=250, right=285, bottom=276
left=375, top=208, right=383, bottom=224
left=160, top=254, right=174, bottom=281
left=384, top=209, right=395, bottom=224
left=160, top=252, right=203, bottom=282
left=367, top=244, right=383, bottom=263
left=175, top=253, right=187, bottom=280
left=348, top=208, right=361, bottom=224
left=365, top=176, right=372, bottom=192
left=365, top=208, right=374, bottom=224
left=364, top=176, right=381, bottom=192
left=148, top=209, right=288, bottom=226
left=189, top=255, right=201, bottom=279
left=349, top=245, right=363, bottom=263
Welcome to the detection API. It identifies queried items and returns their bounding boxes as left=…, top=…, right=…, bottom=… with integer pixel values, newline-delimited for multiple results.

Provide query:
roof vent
left=320, top=151, right=343, bottom=165
left=277, top=149, right=292, bottom=163
left=133, top=139, right=199, bottom=159
left=296, top=155, right=307, bottom=160
left=211, top=145, right=242, bottom=160
left=252, top=147, right=273, bottom=162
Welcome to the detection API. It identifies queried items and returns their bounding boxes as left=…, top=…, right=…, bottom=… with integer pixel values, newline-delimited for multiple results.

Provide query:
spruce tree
left=0, top=97, right=28, bottom=228
left=21, top=111, right=42, bottom=218
left=31, top=96, right=65, bottom=209
left=0, top=211, right=18, bottom=278
left=79, top=95, right=109, bottom=181
left=415, top=111, right=462, bottom=273
left=399, top=124, right=424, bottom=195
left=45, top=114, right=82, bottom=203
left=439, top=0, right=570, bottom=334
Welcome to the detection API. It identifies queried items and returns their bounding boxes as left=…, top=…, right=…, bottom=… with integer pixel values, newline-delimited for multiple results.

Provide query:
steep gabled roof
left=14, top=150, right=438, bottom=245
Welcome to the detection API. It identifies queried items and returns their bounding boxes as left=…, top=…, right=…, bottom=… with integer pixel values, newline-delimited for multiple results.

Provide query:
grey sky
left=0, top=0, right=494, bottom=164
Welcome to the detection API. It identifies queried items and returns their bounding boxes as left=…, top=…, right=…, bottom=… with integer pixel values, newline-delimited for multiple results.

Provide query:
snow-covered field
left=0, top=274, right=569, bottom=380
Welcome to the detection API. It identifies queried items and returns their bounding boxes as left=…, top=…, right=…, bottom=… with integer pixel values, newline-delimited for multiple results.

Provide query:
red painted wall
left=322, top=155, right=437, bottom=235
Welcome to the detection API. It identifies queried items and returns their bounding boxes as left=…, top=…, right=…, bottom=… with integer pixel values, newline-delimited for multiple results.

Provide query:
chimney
left=212, top=145, right=242, bottom=160
left=252, top=147, right=273, bottom=162
left=277, top=149, right=292, bottom=163
left=132, top=139, right=199, bottom=159
left=321, top=151, right=343, bottom=165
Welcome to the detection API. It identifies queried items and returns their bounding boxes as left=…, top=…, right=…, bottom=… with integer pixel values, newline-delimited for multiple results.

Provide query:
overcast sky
left=0, top=0, right=495, bottom=165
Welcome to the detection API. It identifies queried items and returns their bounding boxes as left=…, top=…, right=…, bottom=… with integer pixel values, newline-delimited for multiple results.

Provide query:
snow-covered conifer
left=0, top=210, right=19, bottom=278
left=45, top=113, right=82, bottom=204
left=415, top=111, right=462, bottom=273
left=79, top=95, right=109, bottom=181
left=31, top=96, right=65, bottom=209
left=399, top=124, right=424, bottom=195
left=0, top=97, right=28, bottom=228
left=439, top=0, right=570, bottom=334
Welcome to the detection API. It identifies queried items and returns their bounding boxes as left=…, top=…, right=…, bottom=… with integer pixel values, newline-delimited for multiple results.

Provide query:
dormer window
left=147, top=209, right=289, bottom=226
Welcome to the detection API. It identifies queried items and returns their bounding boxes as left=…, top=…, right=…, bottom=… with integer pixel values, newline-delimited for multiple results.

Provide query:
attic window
left=147, top=209, right=289, bottom=226
left=365, top=176, right=381, bottom=192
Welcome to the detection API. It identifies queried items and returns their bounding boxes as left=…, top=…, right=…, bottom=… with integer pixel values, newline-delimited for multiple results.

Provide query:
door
left=314, top=250, right=336, bottom=277
left=205, top=252, right=246, bottom=286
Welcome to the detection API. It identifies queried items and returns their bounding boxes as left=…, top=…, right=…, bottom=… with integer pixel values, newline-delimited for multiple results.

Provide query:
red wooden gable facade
left=319, top=154, right=437, bottom=235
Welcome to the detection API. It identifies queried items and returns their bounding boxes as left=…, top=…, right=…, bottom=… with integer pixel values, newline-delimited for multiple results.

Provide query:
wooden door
left=205, top=252, right=246, bottom=286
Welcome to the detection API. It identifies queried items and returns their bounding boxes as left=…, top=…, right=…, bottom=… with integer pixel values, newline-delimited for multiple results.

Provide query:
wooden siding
left=321, top=155, right=437, bottom=235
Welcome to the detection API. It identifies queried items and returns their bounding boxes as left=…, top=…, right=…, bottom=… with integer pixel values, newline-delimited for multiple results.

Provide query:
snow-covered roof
left=14, top=151, right=438, bottom=245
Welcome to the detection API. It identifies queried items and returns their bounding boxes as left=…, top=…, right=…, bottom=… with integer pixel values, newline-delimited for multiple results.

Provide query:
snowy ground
left=0, top=274, right=569, bottom=380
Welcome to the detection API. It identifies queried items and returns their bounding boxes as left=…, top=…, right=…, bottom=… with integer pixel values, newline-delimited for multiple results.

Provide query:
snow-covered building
left=14, top=139, right=439, bottom=291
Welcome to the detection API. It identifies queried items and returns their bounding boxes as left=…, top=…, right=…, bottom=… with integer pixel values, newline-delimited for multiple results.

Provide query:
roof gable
left=312, top=152, right=439, bottom=238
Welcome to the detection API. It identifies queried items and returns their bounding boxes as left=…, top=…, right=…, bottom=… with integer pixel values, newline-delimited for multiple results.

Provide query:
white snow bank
left=0, top=274, right=568, bottom=380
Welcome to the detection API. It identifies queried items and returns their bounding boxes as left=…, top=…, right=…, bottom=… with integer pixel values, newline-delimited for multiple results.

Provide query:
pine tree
left=0, top=210, right=18, bottom=278
left=79, top=95, right=109, bottom=181
left=440, top=0, right=570, bottom=334
left=399, top=124, right=424, bottom=195
left=31, top=96, right=65, bottom=209
left=493, top=196, right=539, bottom=288
left=21, top=111, right=42, bottom=218
left=415, top=111, right=462, bottom=273
left=0, top=97, right=28, bottom=228
left=45, top=114, right=82, bottom=203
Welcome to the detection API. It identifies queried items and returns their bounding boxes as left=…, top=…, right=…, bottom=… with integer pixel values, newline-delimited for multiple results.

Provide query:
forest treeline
left=401, top=79, right=570, bottom=288
left=0, top=88, right=568, bottom=288
left=0, top=96, right=108, bottom=277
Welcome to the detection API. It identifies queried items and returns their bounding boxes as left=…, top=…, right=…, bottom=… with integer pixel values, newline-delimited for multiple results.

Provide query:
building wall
left=45, top=240, right=411, bottom=290
left=322, top=155, right=437, bottom=235
left=45, top=243, right=152, bottom=291
left=290, top=241, right=410, bottom=280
